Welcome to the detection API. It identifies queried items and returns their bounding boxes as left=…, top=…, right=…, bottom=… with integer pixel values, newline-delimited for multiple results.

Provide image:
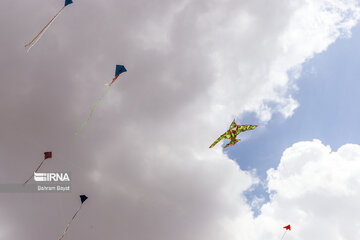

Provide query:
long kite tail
left=23, top=158, right=47, bottom=185
left=280, top=230, right=287, bottom=240
left=74, top=85, right=112, bottom=135
left=58, top=205, right=82, bottom=240
left=25, top=6, right=65, bottom=52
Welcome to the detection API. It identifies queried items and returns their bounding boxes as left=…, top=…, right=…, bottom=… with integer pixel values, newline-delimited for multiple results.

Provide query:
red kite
left=281, top=225, right=291, bottom=240
left=23, top=152, right=52, bottom=185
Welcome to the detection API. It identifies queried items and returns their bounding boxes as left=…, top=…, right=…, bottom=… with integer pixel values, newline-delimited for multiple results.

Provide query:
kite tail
left=58, top=205, right=82, bottom=240
left=74, top=85, right=112, bottom=135
left=280, top=230, right=287, bottom=240
left=25, top=6, right=65, bottom=52
left=23, top=158, right=47, bottom=185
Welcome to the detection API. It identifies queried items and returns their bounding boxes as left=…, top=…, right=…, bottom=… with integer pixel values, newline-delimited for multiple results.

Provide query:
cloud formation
left=0, top=0, right=359, bottom=239
left=256, top=140, right=360, bottom=240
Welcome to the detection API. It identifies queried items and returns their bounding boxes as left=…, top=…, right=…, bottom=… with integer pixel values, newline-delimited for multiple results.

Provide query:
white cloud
left=256, top=140, right=360, bottom=240
left=0, top=0, right=359, bottom=239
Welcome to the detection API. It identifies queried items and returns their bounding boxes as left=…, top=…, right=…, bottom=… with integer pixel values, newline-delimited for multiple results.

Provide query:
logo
left=34, top=172, right=70, bottom=182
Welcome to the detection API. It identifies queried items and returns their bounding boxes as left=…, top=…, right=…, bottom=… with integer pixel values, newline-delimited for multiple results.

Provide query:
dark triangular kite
left=80, top=195, right=88, bottom=204
left=65, top=0, right=73, bottom=7
left=110, top=65, right=127, bottom=86
left=58, top=195, right=88, bottom=240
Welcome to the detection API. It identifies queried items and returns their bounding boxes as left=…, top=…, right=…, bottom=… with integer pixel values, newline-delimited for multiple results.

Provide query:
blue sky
left=228, top=23, right=360, bottom=216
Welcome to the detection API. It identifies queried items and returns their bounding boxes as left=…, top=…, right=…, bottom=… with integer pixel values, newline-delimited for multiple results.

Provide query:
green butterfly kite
left=209, top=120, right=258, bottom=148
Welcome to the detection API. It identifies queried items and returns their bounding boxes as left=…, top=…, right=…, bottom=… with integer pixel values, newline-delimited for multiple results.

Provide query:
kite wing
left=115, top=65, right=127, bottom=76
left=65, top=0, right=73, bottom=7
left=108, top=65, right=127, bottom=86
left=236, top=124, right=258, bottom=134
left=209, top=132, right=229, bottom=148
left=80, top=195, right=88, bottom=204
left=224, top=139, right=240, bottom=148
left=283, top=225, right=291, bottom=231
left=44, top=152, right=52, bottom=159
left=229, top=119, right=237, bottom=129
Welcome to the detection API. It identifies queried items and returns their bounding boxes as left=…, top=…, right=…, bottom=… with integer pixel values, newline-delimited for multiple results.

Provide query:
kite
left=74, top=65, right=127, bottom=135
left=58, top=195, right=88, bottom=240
left=209, top=119, right=257, bottom=148
left=281, top=225, right=291, bottom=240
left=23, top=152, right=52, bottom=185
left=24, top=0, right=73, bottom=52
left=106, top=65, right=127, bottom=86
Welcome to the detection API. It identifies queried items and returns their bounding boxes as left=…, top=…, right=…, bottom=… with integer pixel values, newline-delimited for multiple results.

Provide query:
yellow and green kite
left=209, top=120, right=258, bottom=148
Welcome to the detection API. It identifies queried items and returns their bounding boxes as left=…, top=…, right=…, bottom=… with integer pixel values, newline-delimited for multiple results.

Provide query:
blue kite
left=75, top=65, right=127, bottom=135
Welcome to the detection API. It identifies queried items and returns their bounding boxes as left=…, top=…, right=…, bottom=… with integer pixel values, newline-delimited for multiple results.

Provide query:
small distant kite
left=281, top=225, right=291, bottom=240
left=106, top=65, right=127, bottom=86
left=209, top=120, right=257, bottom=148
left=58, top=195, right=88, bottom=240
left=23, top=152, right=52, bottom=185
left=74, top=65, right=127, bottom=135
left=25, top=0, right=73, bottom=52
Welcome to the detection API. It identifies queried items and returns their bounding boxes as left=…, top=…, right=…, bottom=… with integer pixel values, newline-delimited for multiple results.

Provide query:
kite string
left=280, top=230, right=287, bottom=240
left=58, top=204, right=82, bottom=240
left=74, top=85, right=112, bottom=135
left=23, top=158, right=47, bottom=185
left=26, top=6, right=64, bottom=46
left=25, top=6, right=65, bottom=52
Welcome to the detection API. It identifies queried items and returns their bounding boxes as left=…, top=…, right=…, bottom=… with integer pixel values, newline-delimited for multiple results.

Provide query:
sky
left=1, top=0, right=360, bottom=240
left=227, top=21, right=360, bottom=214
